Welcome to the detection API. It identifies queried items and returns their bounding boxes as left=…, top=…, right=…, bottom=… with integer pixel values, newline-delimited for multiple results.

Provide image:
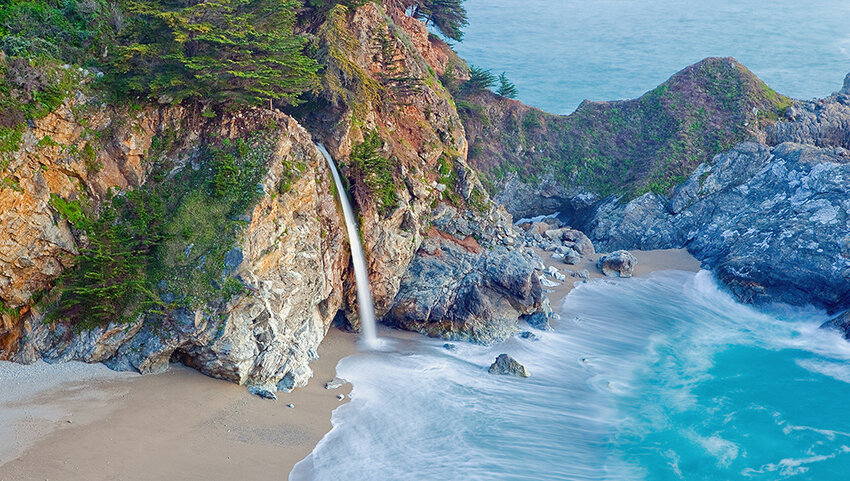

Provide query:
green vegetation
left=463, top=65, right=495, bottom=93
left=50, top=130, right=275, bottom=329
left=350, top=130, right=398, bottom=217
left=109, top=0, right=318, bottom=107
left=0, top=55, right=82, bottom=161
left=408, top=0, right=468, bottom=42
left=459, top=58, right=793, bottom=199
left=496, top=72, right=518, bottom=99
left=1, top=0, right=320, bottom=111
left=313, top=4, right=382, bottom=116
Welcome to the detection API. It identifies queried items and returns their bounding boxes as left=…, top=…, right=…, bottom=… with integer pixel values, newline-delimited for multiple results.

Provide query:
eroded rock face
left=10, top=111, right=348, bottom=393
left=584, top=140, right=850, bottom=311
left=822, top=311, right=850, bottom=340
left=384, top=204, right=543, bottom=344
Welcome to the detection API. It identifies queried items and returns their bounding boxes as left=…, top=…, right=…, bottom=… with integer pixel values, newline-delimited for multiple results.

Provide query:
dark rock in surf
left=488, top=354, right=530, bottom=377
left=248, top=386, right=278, bottom=400
left=821, top=311, right=850, bottom=340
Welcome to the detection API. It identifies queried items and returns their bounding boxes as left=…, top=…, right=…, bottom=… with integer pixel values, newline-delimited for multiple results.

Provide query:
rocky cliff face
left=0, top=1, right=545, bottom=390
left=584, top=140, right=850, bottom=312
left=460, top=57, right=792, bottom=219
left=294, top=2, right=542, bottom=336
left=577, top=85, right=850, bottom=312
left=2, top=99, right=350, bottom=392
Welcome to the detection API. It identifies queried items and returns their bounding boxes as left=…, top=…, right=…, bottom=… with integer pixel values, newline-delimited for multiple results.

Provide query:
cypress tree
left=497, top=72, right=518, bottom=98
left=411, top=0, right=468, bottom=42
left=110, top=0, right=320, bottom=107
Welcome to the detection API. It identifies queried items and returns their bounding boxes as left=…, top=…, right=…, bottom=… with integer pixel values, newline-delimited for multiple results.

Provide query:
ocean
left=455, top=0, right=850, bottom=114
left=293, top=271, right=850, bottom=480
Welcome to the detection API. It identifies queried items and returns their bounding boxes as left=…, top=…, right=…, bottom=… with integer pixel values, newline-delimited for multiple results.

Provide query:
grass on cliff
left=49, top=130, right=275, bottom=329
left=458, top=58, right=793, bottom=199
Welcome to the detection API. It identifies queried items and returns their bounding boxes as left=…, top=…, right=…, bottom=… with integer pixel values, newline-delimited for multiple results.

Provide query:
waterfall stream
left=317, top=144, right=378, bottom=346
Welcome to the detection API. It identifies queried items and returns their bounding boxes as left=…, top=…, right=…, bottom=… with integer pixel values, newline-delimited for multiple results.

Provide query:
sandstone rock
left=12, top=111, right=348, bottom=394
left=597, top=251, right=638, bottom=278
left=488, top=354, right=530, bottom=377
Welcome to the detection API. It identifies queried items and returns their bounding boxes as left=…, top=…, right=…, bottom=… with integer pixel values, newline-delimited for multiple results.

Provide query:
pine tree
left=110, top=0, right=319, bottom=107
left=497, top=72, right=518, bottom=98
left=464, top=65, right=495, bottom=92
left=411, top=0, right=468, bottom=42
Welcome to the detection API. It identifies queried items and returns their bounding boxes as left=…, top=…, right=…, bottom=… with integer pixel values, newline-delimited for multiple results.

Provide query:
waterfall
left=316, top=144, right=378, bottom=346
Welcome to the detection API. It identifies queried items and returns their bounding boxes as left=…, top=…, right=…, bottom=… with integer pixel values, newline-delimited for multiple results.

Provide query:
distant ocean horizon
left=456, top=0, right=850, bottom=114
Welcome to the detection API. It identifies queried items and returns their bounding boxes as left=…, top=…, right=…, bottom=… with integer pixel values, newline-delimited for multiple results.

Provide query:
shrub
left=463, top=65, right=495, bottom=93
left=350, top=130, right=398, bottom=216
left=50, top=129, right=276, bottom=329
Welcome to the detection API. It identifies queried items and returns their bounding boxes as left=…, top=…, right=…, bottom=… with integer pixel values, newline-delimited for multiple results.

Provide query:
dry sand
left=538, top=247, right=701, bottom=308
left=0, top=328, right=357, bottom=481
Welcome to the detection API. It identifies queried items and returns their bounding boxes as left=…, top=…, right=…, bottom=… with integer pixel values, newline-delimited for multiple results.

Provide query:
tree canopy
left=410, top=0, right=468, bottom=42
left=109, top=0, right=319, bottom=107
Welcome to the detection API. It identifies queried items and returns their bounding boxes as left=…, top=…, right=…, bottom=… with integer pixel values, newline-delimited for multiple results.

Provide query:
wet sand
left=0, top=328, right=357, bottom=481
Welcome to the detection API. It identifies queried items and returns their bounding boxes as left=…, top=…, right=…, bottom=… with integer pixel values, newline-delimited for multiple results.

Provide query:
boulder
left=563, top=248, right=582, bottom=265
left=597, top=251, right=638, bottom=278
left=488, top=354, right=530, bottom=377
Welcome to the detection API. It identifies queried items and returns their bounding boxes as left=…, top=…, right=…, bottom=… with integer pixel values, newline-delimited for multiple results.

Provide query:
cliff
left=0, top=1, right=545, bottom=393
left=459, top=57, right=793, bottom=219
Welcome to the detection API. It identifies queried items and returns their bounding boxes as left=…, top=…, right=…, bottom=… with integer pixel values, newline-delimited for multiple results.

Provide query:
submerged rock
left=325, top=377, right=347, bottom=390
left=597, top=251, right=638, bottom=278
left=519, top=331, right=538, bottom=340
left=488, top=354, right=530, bottom=377
left=821, top=311, right=850, bottom=340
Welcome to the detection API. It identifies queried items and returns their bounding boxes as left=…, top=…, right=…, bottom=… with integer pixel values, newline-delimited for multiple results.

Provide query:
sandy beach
left=0, top=249, right=699, bottom=481
left=537, top=247, right=702, bottom=309
left=0, top=328, right=357, bottom=481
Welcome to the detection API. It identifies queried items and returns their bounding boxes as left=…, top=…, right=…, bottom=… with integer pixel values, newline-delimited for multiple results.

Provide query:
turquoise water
left=293, top=271, right=850, bottom=480
left=456, top=0, right=850, bottom=114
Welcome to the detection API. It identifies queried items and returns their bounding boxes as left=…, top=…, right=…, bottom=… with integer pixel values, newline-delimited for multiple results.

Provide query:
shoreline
left=0, top=327, right=357, bottom=481
left=0, top=249, right=700, bottom=481
left=536, top=247, right=702, bottom=309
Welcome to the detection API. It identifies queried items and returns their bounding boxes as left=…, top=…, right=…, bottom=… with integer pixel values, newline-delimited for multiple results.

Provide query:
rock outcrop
left=7, top=109, right=349, bottom=393
left=597, top=251, right=638, bottom=278
left=0, top=1, right=546, bottom=391
left=821, top=311, right=850, bottom=340
left=488, top=353, right=530, bottom=377
left=462, top=57, right=793, bottom=218
left=384, top=204, right=542, bottom=344
left=583, top=138, right=850, bottom=311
